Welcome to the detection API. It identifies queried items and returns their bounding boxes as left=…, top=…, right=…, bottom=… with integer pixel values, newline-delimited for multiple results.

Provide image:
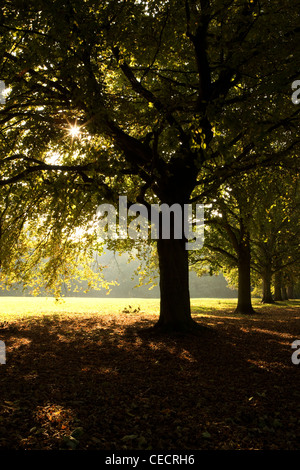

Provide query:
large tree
left=0, top=0, right=299, bottom=331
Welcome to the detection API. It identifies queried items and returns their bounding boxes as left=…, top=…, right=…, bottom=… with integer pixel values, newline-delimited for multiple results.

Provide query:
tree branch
left=112, top=46, right=189, bottom=145
left=0, top=156, right=95, bottom=187
left=204, top=243, right=238, bottom=264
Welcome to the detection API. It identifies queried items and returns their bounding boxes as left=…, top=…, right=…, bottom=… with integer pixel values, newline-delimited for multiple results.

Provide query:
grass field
left=0, top=296, right=298, bottom=319
left=0, top=296, right=299, bottom=451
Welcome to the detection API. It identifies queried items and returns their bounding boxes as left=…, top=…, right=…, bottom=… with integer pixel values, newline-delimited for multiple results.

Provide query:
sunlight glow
left=68, top=124, right=81, bottom=139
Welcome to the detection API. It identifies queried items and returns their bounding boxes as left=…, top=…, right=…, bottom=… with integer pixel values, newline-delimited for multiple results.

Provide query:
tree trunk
left=261, top=267, right=274, bottom=303
left=234, top=235, right=255, bottom=315
left=274, top=271, right=283, bottom=301
left=288, top=282, right=294, bottom=299
left=281, top=286, right=288, bottom=300
left=155, top=237, right=199, bottom=332
left=151, top=169, right=203, bottom=332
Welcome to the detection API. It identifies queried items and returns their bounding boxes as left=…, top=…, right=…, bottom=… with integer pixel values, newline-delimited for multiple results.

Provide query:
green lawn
left=0, top=296, right=298, bottom=321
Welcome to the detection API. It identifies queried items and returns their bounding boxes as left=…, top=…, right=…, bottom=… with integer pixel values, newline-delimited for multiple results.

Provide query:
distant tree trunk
left=261, top=266, right=274, bottom=303
left=274, top=271, right=283, bottom=301
left=281, top=286, right=288, bottom=300
left=287, top=282, right=294, bottom=299
left=234, top=232, right=255, bottom=315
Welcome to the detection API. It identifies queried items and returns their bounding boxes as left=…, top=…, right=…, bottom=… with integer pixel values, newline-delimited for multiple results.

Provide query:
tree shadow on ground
left=0, top=308, right=299, bottom=450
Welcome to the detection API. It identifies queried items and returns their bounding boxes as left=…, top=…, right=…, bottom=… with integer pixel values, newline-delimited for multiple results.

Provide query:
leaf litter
left=0, top=305, right=299, bottom=450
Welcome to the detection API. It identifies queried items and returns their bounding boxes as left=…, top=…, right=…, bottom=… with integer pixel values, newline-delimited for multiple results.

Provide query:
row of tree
left=190, top=168, right=299, bottom=314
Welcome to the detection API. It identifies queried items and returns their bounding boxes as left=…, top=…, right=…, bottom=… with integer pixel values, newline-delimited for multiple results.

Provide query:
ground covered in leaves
left=0, top=301, right=299, bottom=450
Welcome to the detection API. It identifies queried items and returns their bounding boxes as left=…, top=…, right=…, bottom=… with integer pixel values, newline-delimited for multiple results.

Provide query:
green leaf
left=121, top=434, right=138, bottom=442
left=63, top=435, right=80, bottom=449
left=70, top=427, right=84, bottom=439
